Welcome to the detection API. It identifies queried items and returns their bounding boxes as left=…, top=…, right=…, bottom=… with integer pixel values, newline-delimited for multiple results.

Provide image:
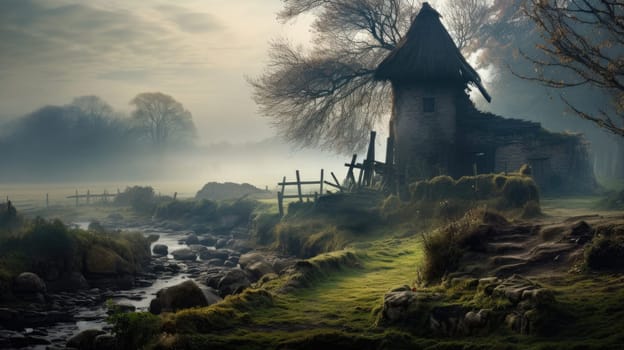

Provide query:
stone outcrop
left=380, top=275, right=560, bottom=336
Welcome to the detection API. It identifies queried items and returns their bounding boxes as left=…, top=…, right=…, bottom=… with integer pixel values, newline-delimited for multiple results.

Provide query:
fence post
left=331, top=172, right=342, bottom=191
left=320, top=169, right=324, bottom=195
left=277, top=191, right=284, bottom=217
left=296, top=170, right=303, bottom=202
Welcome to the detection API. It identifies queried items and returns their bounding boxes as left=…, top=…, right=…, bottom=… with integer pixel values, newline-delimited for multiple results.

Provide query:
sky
left=0, top=0, right=315, bottom=144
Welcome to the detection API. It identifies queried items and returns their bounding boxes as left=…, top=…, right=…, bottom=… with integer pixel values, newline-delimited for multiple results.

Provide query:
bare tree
left=251, top=0, right=496, bottom=153
left=250, top=0, right=418, bottom=153
left=130, top=92, right=196, bottom=149
left=521, top=0, right=624, bottom=137
left=442, top=0, right=494, bottom=53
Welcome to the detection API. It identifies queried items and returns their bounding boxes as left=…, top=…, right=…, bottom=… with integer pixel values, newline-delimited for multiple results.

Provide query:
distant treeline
left=0, top=94, right=196, bottom=181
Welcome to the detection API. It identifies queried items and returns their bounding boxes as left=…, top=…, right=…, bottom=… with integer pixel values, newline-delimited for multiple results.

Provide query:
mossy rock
left=149, top=280, right=211, bottom=314
left=85, top=245, right=132, bottom=275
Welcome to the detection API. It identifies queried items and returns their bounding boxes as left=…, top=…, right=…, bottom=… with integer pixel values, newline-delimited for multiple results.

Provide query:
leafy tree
left=520, top=0, right=624, bottom=137
left=130, top=92, right=196, bottom=149
left=250, top=0, right=495, bottom=153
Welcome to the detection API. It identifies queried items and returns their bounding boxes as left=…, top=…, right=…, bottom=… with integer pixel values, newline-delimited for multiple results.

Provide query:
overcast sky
left=0, top=0, right=315, bottom=144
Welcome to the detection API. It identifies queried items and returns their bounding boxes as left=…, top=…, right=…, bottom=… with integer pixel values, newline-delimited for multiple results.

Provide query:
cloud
left=0, top=0, right=222, bottom=81
left=156, top=4, right=223, bottom=33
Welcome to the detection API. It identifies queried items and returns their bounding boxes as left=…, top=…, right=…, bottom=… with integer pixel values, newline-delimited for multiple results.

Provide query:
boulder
left=215, top=238, right=228, bottom=249
left=238, top=252, right=267, bottom=269
left=185, top=234, right=199, bottom=245
left=429, top=305, right=470, bottom=336
left=48, top=272, right=89, bottom=292
left=217, top=269, right=251, bottom=296
left=199, top=249, right=230, bottom=261
left=149, top=280, right=213, bottom=314
left=152, top=244, right=168, bottom=256
left=13, top=272, right=46, bottom=294
left=199, top=235, right=217, bottom=247
left=67, top=329, right=106, bottom=350
left=207, top=258, right=225, bottom=266
left=199, top=286, right=223, bottom=305
left=171, top=248, right=197, bottom=261
left=188, top=244, right=208, bottom=254
left=203, top=268, right=227, bottom=289
left=93, top=334, right=116, bottom=350
left=246, top=261, right=274, bottom=281
left=493, top=275, right=540, bottom=304
left=381, top=290, right=440, bottom=324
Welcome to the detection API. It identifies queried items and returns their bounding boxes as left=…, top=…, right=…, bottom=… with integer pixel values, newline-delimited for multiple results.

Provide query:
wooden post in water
left=277, top=191, right=284, bottom=217
left=75, top=189, right=79, bottom=207
left=295, top=170, right=303, bottom=202
left=46, top=193, right=49, bottom=209
left=173, top=192, right=178, bottom=200
left=319, top=169, right=324, bottom=195
left=86, top=190, right=90, bottom=205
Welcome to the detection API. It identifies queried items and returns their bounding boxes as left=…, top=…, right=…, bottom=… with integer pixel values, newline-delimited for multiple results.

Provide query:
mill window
left=423, top=97, right=435, bottom=113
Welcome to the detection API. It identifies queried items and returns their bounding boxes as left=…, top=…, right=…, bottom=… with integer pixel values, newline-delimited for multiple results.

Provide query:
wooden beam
left=277, top=181, right=322, bottom=186
left=346, top=154, right=357, bottom=188
left=296, top=170, right=303, bottom=202
left=281, top=176, right=286, bottom=197
left=324, top=181, right=344, bottom=190
left=282, top=194, right=318, bottom=199
left=277, top=191, right=284, bottom=217
left=331, top=172, right=342, bottom=191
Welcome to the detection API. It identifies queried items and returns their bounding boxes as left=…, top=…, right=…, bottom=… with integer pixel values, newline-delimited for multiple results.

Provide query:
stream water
left=19, top=226, right=200, bottom=349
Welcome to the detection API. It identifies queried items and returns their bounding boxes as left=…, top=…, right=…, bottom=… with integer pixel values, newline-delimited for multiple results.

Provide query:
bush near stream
left=154, top=199, right=262, bottom=234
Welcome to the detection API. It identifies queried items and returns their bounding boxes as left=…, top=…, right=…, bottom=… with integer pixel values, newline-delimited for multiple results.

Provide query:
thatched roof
left=375, top=2, right=491, bottom=102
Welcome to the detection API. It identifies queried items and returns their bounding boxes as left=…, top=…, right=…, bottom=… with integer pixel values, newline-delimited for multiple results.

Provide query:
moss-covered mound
left=410, top=173, right=539, bottom=208
left=0, top=215, right=150, bottom=298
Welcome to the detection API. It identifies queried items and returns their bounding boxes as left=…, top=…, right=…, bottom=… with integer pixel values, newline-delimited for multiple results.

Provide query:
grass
left=151, top=194, right=624, bottom=349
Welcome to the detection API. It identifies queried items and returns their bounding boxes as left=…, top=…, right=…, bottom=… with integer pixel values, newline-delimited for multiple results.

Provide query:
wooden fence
left=276, top=169, right=344, bottom=217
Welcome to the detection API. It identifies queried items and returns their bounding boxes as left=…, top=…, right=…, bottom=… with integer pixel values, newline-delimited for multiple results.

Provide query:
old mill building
left=374, top=2, right=595, bottom=194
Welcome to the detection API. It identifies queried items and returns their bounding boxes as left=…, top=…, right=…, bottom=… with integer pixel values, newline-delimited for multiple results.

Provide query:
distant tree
left=114, top=186, right=157, bottom=213
left=250, top=0, right=493, bottom=153
left=130, top=92, right=196, bottom=149
left=70, top=95, right=114, bottom=120
left=520, top=0, right=624, bottom=137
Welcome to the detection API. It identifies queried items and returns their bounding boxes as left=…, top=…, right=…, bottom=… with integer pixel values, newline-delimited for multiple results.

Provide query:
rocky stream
left=0, top=221, right=292, bottom=349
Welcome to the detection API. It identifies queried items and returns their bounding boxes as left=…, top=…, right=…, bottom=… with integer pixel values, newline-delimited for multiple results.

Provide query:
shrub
left=115, top=186, right=156, bottom=214
left=419, top=209, right=496, bottom=283
left=584, top=236, right=624, bottom=270
left=251, top=213, right=281, bottom=245
left=499, top=176, right=539, bottom=209
left=109, top=312, right=161, bottom=350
